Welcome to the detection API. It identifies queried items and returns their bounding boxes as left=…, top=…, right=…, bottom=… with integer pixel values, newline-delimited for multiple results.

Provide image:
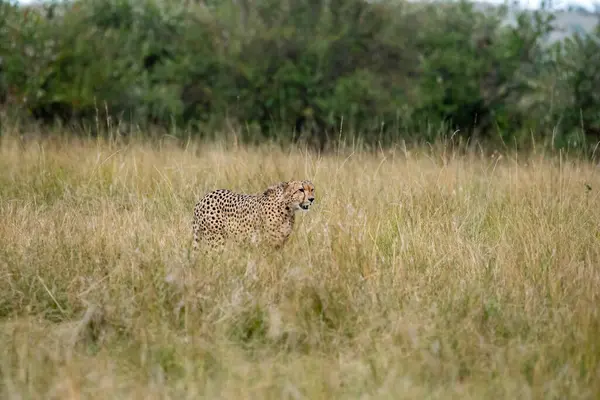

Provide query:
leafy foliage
left=1, top=0, right=599, bottom=148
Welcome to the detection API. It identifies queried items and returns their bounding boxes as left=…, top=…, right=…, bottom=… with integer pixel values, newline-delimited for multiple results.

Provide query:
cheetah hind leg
left=192, top=221, right=202, bottom=251
left=193, top=230, right=226, bottom=256
left=192, top=217, right=223, bottom=249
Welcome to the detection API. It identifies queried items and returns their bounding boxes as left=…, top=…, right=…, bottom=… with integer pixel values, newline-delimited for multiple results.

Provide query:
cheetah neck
left=259, top=194, right=296, bottom=221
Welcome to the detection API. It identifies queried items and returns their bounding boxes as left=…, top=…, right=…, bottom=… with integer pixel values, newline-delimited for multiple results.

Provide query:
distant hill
left=470, top=1, right=599, bottom=42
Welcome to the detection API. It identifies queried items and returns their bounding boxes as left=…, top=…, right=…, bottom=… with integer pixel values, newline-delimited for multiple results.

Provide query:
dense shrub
left=553, top=23, right=600, bottom=146
left=1, top=0, right=599, bottom=149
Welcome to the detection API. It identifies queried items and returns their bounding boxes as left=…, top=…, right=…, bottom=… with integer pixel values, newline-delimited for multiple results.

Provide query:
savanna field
left=1, top=127, right=599, bottom=399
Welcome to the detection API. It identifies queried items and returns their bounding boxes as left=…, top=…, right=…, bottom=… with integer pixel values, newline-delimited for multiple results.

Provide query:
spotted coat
left=192, top=180, right=315, bottom=250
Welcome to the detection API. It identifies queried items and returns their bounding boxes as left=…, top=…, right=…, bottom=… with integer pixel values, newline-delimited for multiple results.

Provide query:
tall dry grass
left=0, top=128, right=599, bottom=399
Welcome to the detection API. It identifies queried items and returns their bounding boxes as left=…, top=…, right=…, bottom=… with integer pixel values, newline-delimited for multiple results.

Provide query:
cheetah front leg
left=265, top=229, right=291, bottom=249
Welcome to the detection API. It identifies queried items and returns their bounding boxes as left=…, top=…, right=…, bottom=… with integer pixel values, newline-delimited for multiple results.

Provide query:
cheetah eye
left=298, top=188, right=304, bottom=192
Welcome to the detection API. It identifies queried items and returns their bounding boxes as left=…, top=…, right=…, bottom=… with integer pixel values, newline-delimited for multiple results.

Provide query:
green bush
left=411, top=3, right=555, bottom=140
left=552, top=23, right=600, bottom=147
left=1, top=0, right=599, bottom=149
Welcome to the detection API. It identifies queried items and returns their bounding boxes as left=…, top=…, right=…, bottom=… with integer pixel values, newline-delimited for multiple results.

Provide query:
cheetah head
left=264, top=180, right=315, bottom=212
left=284, top=180, right=315, bottom=212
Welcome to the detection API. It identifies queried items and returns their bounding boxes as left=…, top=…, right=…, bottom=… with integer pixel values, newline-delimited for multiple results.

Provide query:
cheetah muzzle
left=192, top=180, right=316, bottom=251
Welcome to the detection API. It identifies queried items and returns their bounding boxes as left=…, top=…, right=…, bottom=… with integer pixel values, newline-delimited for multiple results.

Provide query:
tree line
left=1, top=0, right=600, bottom=150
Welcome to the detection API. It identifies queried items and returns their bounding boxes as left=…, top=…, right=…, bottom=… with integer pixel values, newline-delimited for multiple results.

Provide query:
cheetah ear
left=283, top=180, right=297, bottom=194
left=263, top=181, right=287, bottom=197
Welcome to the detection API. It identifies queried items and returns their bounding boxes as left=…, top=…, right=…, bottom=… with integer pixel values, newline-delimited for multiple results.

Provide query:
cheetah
left=192, top=180, right=315, bottom=251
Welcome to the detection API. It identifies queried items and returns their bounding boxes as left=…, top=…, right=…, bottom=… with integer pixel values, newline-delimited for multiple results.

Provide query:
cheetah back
left=193, top=189, right=262, bottom=246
